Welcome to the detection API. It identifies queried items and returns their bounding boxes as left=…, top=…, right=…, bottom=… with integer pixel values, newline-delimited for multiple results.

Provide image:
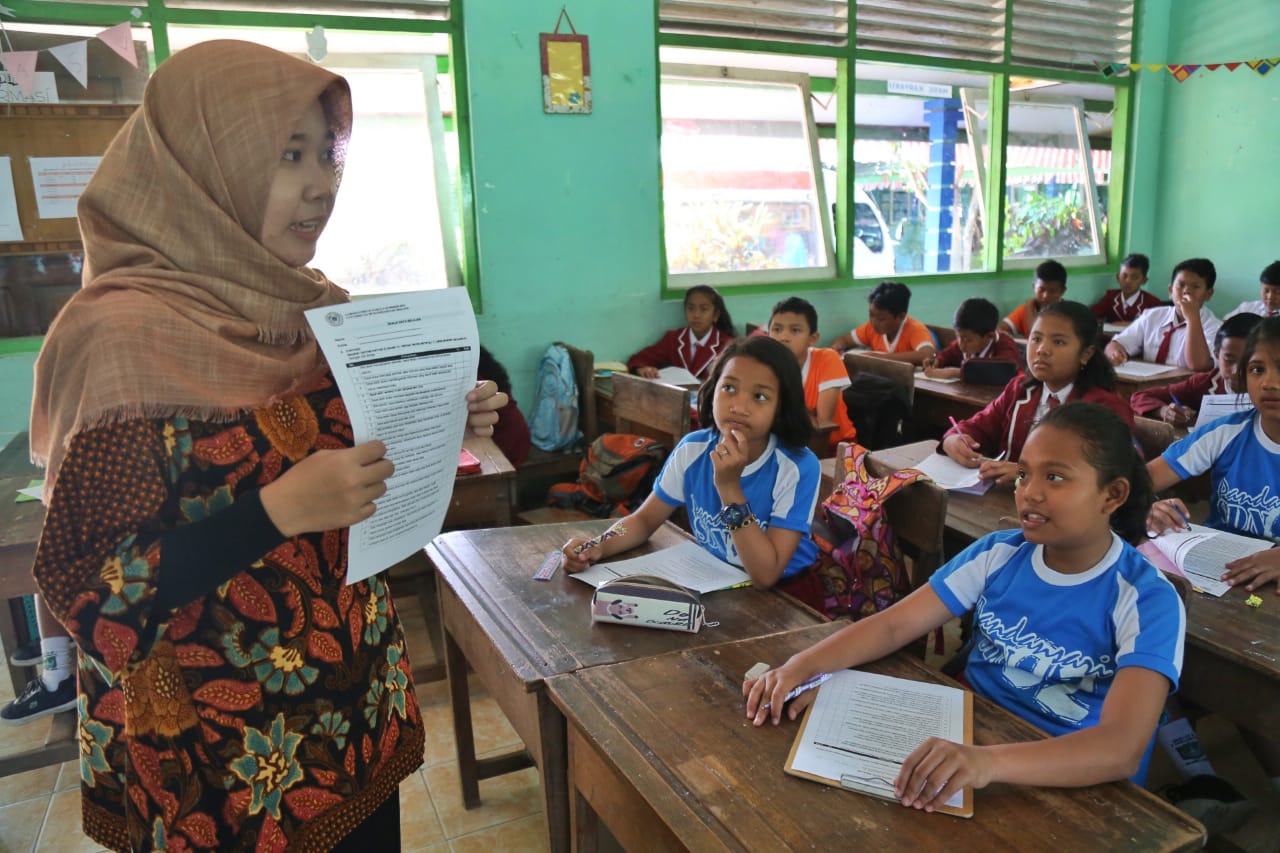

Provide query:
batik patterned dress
left=33, top=374, right=423, bottom=852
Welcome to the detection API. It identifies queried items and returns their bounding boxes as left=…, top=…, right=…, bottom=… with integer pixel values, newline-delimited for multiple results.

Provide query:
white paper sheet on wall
left=29, top=156, right=101, bottom=219
left=0, top=158, right=22, bottom=241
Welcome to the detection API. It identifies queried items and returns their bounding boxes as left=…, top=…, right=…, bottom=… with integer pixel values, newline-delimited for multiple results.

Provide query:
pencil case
left=591, top=574, right=705, bottom=633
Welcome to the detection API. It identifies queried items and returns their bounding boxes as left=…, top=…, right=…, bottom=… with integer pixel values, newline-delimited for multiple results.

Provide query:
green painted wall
left=8, top=1, right=1267, bottom=420
left=463, top=0, right=1112, bottom=406
left=1131, top=0, right=1280, bottom=309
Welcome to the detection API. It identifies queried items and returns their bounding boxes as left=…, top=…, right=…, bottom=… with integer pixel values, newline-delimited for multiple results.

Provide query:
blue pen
left=1165, top=498, right=1192, bottom=530
left=1170, top=394, right=1185, bottom=407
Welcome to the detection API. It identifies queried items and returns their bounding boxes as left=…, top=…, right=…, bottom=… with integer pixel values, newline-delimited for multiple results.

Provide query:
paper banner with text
left=0, top=50, right=37, bottom=95
left=47, top=40, right=88, bottom=88
left=96, top=22, right=138, bottom=68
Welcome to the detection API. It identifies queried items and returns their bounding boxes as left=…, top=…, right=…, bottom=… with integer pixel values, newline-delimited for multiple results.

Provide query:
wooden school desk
left=911, top=376, right=1001, bottom=438
left=444, top=434, right=517, bottom=529
left=546, top=623, right=1205, bottom=853
left=424, top=521, right=825, bottom=853
left=0, top=432, right=78, bottom=778
left=1178, top=582, right=1280, bottom=738
left=1113, top=363, right=1195, bottom=401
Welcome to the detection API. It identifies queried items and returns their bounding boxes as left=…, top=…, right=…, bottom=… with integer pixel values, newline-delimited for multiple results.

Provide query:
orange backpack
left=547, top=434, right=667, bottom=517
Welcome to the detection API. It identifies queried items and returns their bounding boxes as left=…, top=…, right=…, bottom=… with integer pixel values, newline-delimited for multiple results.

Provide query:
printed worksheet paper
left=306, top=289, right=478, bottom=584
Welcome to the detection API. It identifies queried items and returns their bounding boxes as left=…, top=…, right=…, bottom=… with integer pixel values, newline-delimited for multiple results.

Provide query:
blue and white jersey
left=1162, top=409, right=1280, bottom=541
left=653, top=428, right=820, bottom=578
left=930, top=529, right=1185, bottom=783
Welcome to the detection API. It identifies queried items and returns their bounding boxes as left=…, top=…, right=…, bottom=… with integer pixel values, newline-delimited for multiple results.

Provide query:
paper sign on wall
left=0, top=71, right=59, bottom=104
left=29, top=156, right=101, bottom=219
left=0, top=158, right=23, bottom=241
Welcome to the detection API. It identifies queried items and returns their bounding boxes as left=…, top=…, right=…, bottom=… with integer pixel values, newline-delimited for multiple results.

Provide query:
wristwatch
left=718, top=502, right=756, bottom=531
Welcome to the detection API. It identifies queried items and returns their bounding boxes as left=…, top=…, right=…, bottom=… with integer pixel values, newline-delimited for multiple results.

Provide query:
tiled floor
left=2, top=577, right=1278, bottom=852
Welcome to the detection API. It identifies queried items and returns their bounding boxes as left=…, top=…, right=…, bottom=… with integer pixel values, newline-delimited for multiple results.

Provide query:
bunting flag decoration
left=47, top=40, right=89, bottom=88
left=1103, top=56, right=1280, bottom=79
left=1246, top=57, right=1278, bottom=76
left=96, top=22, right=138, bottom=68
left=0, top=49, right=38, bottom=95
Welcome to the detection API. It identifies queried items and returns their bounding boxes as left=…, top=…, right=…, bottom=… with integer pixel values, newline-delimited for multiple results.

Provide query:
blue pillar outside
left=923, top=97, right=962, bottom=273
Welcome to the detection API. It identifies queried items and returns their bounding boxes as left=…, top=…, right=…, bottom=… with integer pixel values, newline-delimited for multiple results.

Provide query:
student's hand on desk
left=465, top=380, right=508, bottom=437
left=1159, top=403, right=1194, bottom=427
left=261, top=441, right=393, bottom=537
left=1105, top=341, right=1129, bottom=365
left=743, top=662, right=812, bottom=727
left=560, top=538, right=601, bottom=573
left=635, top=366, right=660, bottom=379
left=942, top=433, right=983, bottom=467
left=1145, top=497, right=1192, bottom=537
left=978, top=459, right=1018, bottom=484
left=895, top=738, right=992, bottom=812
left=1222, top=548, right=1280, bottom=593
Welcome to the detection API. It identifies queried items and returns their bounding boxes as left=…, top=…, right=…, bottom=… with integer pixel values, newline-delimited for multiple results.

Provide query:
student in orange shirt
left=831, top=281, right=936, bottom=365
left=1001, top=260, right=1067, bottom=337
left=767, top=296, right=857, bottom=452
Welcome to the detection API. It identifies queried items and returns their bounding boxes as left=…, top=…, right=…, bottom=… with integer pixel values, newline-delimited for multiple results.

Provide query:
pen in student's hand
left=1170, top=394, right=1185, bottom=407
left=572, top=522, right=627, bottom=555
left=726, top=579, right=753, bottom=590
left=948, top=416, right=962, bottom=433
left=1167, top=499, right=1192, bottom=529
left=762, top=672, right=832, bottom=713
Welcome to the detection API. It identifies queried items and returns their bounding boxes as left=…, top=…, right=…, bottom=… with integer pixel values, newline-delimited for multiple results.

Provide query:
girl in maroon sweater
left=628, top=285, right=736, bottom=379
left=942, top=301, right=1132, bottom=484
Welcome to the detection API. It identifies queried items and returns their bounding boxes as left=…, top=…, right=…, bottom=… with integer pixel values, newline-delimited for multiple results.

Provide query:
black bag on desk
left=842, top=373, right=910, bottom=450
left=961, top=358, right=1019, bottom=386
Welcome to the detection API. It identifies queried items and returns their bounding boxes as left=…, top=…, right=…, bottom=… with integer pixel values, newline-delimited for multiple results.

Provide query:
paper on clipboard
left=778, top=666, right=967, bottom=814
left=306, top=289, right=478, bottom=584
left=784, top=669, right=974, bottom=818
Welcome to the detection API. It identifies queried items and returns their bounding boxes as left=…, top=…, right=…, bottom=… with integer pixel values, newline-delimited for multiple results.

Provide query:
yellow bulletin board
left=0, top=103, right=136, bottom=255
left=540, top=9, right=591, bottom=114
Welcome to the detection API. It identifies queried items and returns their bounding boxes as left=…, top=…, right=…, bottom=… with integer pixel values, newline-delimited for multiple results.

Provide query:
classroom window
left=658, top=2, right=1134, bottom=288
left=660, top=64, right=836, bottom=288
left=166, top=26, right=459, bottom=295
left=845, top=63, right=994, bottom=276
left=1001, top=79, right=1112, bottom=267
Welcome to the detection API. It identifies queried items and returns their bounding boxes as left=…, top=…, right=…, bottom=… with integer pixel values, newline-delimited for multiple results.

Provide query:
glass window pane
left=168, top=27, right=455, bottom=294
left=1003, top=79, right=1110, bottom=261
left=661, top=71, right=832, bottom=279
left=852, top=63, right=992, bottom=275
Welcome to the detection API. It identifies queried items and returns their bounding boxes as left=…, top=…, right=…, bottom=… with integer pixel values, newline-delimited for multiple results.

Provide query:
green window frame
left=2, top=0, right=483, bottom=308
left=657, top=0, right=1138, bottom=297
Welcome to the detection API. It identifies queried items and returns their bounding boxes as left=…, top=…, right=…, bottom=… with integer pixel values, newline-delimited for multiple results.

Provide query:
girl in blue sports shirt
left=1146, top=315, right=1280, bottom=804
left=562, top=336, right=821, bottom=590
left=746, top=403, right=1185, bottom=809
left=1148, top=315, right=1280, bottom=592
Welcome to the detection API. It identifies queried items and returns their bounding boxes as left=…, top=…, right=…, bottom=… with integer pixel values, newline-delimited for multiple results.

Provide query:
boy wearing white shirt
left=1105, top=258, right=1220, bottom=372
left=1225, top=260, right=1280, bottom=319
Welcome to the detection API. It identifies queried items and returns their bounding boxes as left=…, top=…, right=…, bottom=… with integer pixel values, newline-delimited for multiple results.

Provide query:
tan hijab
left=31, top=40, right=352, bottom=490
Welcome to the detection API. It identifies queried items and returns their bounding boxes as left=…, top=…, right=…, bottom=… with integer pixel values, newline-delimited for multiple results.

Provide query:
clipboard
left=782, top=669, right=975, bottom=819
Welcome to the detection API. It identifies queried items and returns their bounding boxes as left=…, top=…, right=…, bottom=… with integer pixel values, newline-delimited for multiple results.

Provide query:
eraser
left=533, top=551, right=562, bottom=581
left=744, top=661, right=771, bottom=682
left=1245, top=594, right=1263, bottom=608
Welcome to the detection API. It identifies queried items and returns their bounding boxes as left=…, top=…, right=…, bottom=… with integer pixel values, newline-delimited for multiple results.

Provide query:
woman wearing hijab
left=29, top=41, right=505, bottom=852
